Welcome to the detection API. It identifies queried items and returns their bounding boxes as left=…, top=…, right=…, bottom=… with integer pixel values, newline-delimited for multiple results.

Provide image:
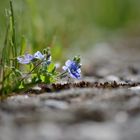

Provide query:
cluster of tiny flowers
left=17, top=51, right=51, bottom=65
left=17, top=50, right=81, bottom=80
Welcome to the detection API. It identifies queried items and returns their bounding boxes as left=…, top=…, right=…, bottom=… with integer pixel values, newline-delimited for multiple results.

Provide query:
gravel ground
left=1, top=86, right=140, bottom=140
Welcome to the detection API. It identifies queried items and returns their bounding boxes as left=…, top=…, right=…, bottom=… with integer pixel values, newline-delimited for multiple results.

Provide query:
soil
left=1, top=39, right=140, bottom=140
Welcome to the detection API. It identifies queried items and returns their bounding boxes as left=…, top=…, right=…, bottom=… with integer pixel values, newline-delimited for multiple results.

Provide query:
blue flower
left=17, top=54, right=34, bottom=64
left=34, top=51, right=45, bottom=60
left=17, top=51, right=52, bottom=66
left=63, top=60, right=81, bottom=79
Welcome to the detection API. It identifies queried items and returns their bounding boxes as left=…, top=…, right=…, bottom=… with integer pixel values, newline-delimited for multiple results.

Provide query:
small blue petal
left=65, top=60, right=72, bottom=67
left=17, top=54, right=34, bottom=64
left=25, top=54, right=34, bottom=60
left=34, top=51, right=45, bottom=60
left=77, top=69, right=81, bottom=73
left=69, top=73, right=77, bottom=79
left=62, top=66, right=68, bottom=71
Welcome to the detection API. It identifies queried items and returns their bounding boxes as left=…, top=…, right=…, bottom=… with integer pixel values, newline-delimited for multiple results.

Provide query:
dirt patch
left=23, top=81, right=140, bottom=94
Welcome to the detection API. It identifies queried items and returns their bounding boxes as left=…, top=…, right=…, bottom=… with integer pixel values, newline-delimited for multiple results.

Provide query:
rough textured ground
left=1, top=39, right=140, bottom=140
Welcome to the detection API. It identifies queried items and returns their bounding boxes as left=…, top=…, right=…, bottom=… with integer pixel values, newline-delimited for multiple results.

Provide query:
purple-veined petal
left=62, top=66, right=68, bottom=71
left=69, top=73, right=77, bottom=79
left=25, top=54, right=34, bottom=60
left=69, top=71, right=81, bottom=79
left=65, top=60, right=73, bottom=67
left=17, top=54, right=34, bottom=64
left=34, top=51, right=45, bottom=60
left=17, top=57, right=23, bottom=62
left=77, top=69, right=81, bottom=73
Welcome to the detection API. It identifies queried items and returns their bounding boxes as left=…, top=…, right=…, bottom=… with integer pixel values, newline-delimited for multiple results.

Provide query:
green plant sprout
left=0, top=46, right=82, bottom=94
left=0, top=1, right=82, bottom=95
left=17, top=47, right=81, bottom=83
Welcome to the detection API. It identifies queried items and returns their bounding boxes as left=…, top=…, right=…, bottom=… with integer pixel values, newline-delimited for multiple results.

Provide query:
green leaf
left=40, top=74, right=45, bottom=82
left=49, top=76, right=56, bottom=83
left=31, top=73, right=40, bottom=83
left=47, top=63, right=56, bottom=73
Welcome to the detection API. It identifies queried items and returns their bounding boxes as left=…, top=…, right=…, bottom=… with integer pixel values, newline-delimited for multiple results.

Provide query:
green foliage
left=0, top=1, right=19, bottom=94
left=0, top=1, right=61, bottom=95
left=0, top=0, right=84, bottom=97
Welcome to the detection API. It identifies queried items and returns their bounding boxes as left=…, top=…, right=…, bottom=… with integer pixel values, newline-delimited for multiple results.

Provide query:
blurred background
left=0, top=0, right=140, bottom=63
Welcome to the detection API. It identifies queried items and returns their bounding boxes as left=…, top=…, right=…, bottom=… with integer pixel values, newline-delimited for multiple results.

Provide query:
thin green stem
left=20, top=60, right=44, bottom=82
left=57, top=71, right=68, bottom=79
left=10, top=1, right=17, bottom=68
